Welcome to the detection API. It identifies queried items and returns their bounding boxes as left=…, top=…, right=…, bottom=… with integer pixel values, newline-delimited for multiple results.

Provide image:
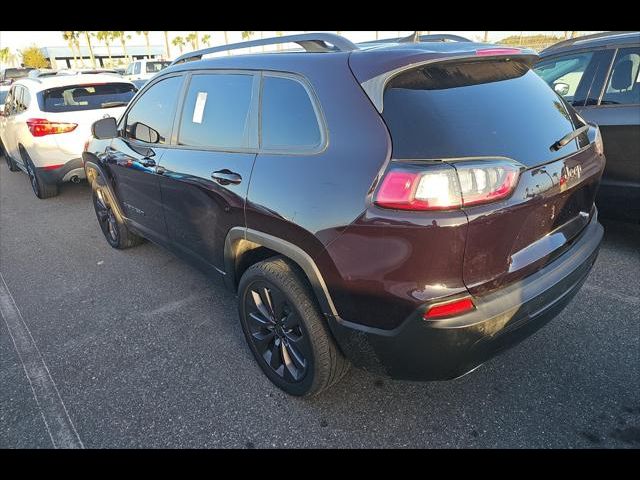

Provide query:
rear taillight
left=374, top=160, right=521, bottom=211
left=27, top=118, right=77, bottom=137
left=424, top=297, right=475, bottom=319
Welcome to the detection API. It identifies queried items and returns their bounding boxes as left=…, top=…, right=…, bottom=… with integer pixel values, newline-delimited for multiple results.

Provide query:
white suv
left=124, top=59, right=170, bottom=82
left=0, top=74, right=136, bottom=198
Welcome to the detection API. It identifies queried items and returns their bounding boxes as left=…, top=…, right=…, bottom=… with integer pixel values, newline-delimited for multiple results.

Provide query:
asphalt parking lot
left=1, top=157, right=639, bottom=449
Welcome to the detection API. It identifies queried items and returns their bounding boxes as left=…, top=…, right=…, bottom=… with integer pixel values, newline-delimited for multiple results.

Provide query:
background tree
left=136, top=31, right=151, bottom=58
left=163, top=31, right=171, bottom=59
left=242, top=31, right=254, bottom=41
left=96, top=31, right=114, bottom=64
left=0, top=47, right=18, bottom=67
left=113, top=31, right=131, bottom=63
left=20, top=46, right=50, bottom=68
left=79, top=31, right=97, bottom=68
left=172, top=36, right=185, bottom=54
left=186, top=32, right=198, bottom=50
left=201, top=34, right=211, bottom=47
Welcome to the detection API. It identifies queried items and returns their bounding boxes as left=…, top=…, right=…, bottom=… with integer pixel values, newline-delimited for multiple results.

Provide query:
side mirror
left=132, top=122, right=160, bottom=144
left=553, top=82, right=570, bottom=96
left=92, top=117, right=118, bottom=139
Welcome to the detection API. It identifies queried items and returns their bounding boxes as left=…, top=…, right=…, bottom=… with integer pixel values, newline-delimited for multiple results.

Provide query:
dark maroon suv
left=84, top=33, right=605, bottom=396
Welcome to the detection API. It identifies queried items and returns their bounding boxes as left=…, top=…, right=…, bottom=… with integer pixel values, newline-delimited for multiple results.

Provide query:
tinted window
left=382, top=60, right=581, bottom=166
left=125, top=75, right=183, bottom=144
left=14, top=86, right=25, bottom=113
left=0, top=90, right=8, bottom=104
left=41, top=83, right=136, bottom=113
left=261, top=76, right=321, bottom=150
left=534, top=52, right=594, bottom=103
left=146, top=61, right=170, bottom=73
left=22, top=87, right=30, bottom=109
left=134, top=63, right=141, bottom=75
left=178, top=73, right=254, bottom=149
left=602, top=47, right=640, bottom=105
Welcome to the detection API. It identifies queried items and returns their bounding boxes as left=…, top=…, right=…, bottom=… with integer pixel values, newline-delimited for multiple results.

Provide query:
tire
left=91, top=180, right=144, bottom=249
left=238, top=256, right=350, bottom=397
left=21, top=148, right=58, bottom=199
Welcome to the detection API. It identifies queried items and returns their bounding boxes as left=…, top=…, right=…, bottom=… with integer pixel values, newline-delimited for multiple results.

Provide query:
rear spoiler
left=359, top=48, right=538, bottom=113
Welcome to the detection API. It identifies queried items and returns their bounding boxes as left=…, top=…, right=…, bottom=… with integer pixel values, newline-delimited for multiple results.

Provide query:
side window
left=602, top=47, right=640, bottom=106
left=125, top=64, right=133, bottom=76
left=124, top=75, right=183, bottom=144
left=261, top=75, right=322, bottom=151
left=534, top=52, right=594, bottom=103
left=134, top=62, right=141, bottom=75
left=177, top=73, right=254, bottom=150
left=3, top=88, right=14, bottom=115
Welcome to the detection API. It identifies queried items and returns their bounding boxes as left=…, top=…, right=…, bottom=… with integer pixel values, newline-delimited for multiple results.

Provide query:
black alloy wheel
left=243, top=280, right=312, bottom=383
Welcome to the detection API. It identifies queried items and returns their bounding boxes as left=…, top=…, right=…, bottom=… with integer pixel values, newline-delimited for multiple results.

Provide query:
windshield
left=146, top=61, right=170, bottom=73
left=40, top=83, right=136, bottom=112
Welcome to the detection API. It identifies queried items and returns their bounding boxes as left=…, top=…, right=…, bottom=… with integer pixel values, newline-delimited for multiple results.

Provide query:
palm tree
left=186, top=32, right=198, bottom=50
left=483, top=31, right=489, bottom=43
left=276, top=31, right=283, bottom=51
left=96, top=31, right=113, bottom=64
left=0, top=47, right=15, bottom=66
left=375, top=31, right=379, bottom=40
left=242, top=31, right=254, bottom=40
left=201, top=34, right=211, bottom=47
left=163, top=31, right=171, bottom=59
left=136, top=31, right=151, bottom=58
left=172, top=36, right=185, bottom=54
left=79, top=31, right=97, bottom=68
left=62, top=31, right=79, bottom=68
left=194, top=31, right=200, bottom=50
left=113, top=31, right=131, bottom=63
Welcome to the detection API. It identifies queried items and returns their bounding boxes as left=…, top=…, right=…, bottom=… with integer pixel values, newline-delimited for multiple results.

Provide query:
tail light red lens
left=374, top=160, right=520, bottom=211
left=27, top=118, right=78, bottom=137
left=424, top=297, right=475, bottom=319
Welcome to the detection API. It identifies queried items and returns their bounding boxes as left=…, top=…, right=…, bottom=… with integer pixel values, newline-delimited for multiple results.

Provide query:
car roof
left=541, top=31, right=640, bottom=56
left=14, top=74, right=134, bottom=92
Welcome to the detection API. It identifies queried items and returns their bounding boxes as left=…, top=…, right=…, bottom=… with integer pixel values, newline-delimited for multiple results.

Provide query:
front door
left=105, top=74, right=185, bottom=243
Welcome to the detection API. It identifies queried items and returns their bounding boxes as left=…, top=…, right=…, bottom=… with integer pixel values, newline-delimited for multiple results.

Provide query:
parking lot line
left=0, top=273, right=84, bottom=449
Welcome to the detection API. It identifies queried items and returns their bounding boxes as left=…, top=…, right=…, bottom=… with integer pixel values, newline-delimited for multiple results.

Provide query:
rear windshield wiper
left=101, top=101, right=129, bottom=108
left=550, top=124, right=589, bottom=152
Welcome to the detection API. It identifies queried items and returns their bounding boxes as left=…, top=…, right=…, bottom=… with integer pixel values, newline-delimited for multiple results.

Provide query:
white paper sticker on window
left=192, top=91, right=208, bottom=124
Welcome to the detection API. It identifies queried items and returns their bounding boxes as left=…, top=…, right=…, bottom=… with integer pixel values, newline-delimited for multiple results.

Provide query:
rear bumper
left=330, top=211, right=604, bottom=381
left=36, top=158, right=85, bottom=184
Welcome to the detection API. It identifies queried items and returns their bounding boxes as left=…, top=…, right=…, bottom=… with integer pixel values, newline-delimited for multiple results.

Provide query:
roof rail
left=542, top=31, right=639, bottom=52
left=171, top=33, right=358, bottom=65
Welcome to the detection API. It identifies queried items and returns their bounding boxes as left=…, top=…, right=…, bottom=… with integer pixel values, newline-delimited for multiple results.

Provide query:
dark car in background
left=84, top=33, right=605, bottom=396
left=535, top=31, right=640, bottom=221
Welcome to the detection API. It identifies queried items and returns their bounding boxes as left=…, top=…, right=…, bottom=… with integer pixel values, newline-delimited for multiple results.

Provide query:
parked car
left=84, top=33, right=605, bottom=396
left=124, top=59, right=171, bottom=82
left=0, top=74, right=137, bottom=198
left=535, top=31, right=640, bottom=221
left=0, top=67, right=35, bottom=86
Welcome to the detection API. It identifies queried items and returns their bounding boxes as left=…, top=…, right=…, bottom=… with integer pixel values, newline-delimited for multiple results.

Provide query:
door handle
left=212, top=169, right=242, bottom=185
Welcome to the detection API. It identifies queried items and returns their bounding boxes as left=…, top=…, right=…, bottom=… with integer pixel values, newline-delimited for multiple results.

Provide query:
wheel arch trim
left=224, top=227, right=339, bottom=318
left=82, top=152, right=126, bottom=221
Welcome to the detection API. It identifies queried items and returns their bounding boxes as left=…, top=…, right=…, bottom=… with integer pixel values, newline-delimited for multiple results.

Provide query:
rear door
left=105, top=74, right=185, bottom=243
left=381, top=57, right=605, bottom=295
left=158, top=71, right=258, bottom=271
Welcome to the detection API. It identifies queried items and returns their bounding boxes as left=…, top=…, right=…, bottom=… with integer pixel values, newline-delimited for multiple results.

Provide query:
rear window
left=40, top=83, right=136, bottom=113
left=146, top=61, right=170, bottom=74
left=382, top=59, right=583, bottom=166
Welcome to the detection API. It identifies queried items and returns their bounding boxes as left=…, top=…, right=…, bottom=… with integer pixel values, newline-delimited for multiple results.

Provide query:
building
left=40, top=45, right=166, bottom=69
